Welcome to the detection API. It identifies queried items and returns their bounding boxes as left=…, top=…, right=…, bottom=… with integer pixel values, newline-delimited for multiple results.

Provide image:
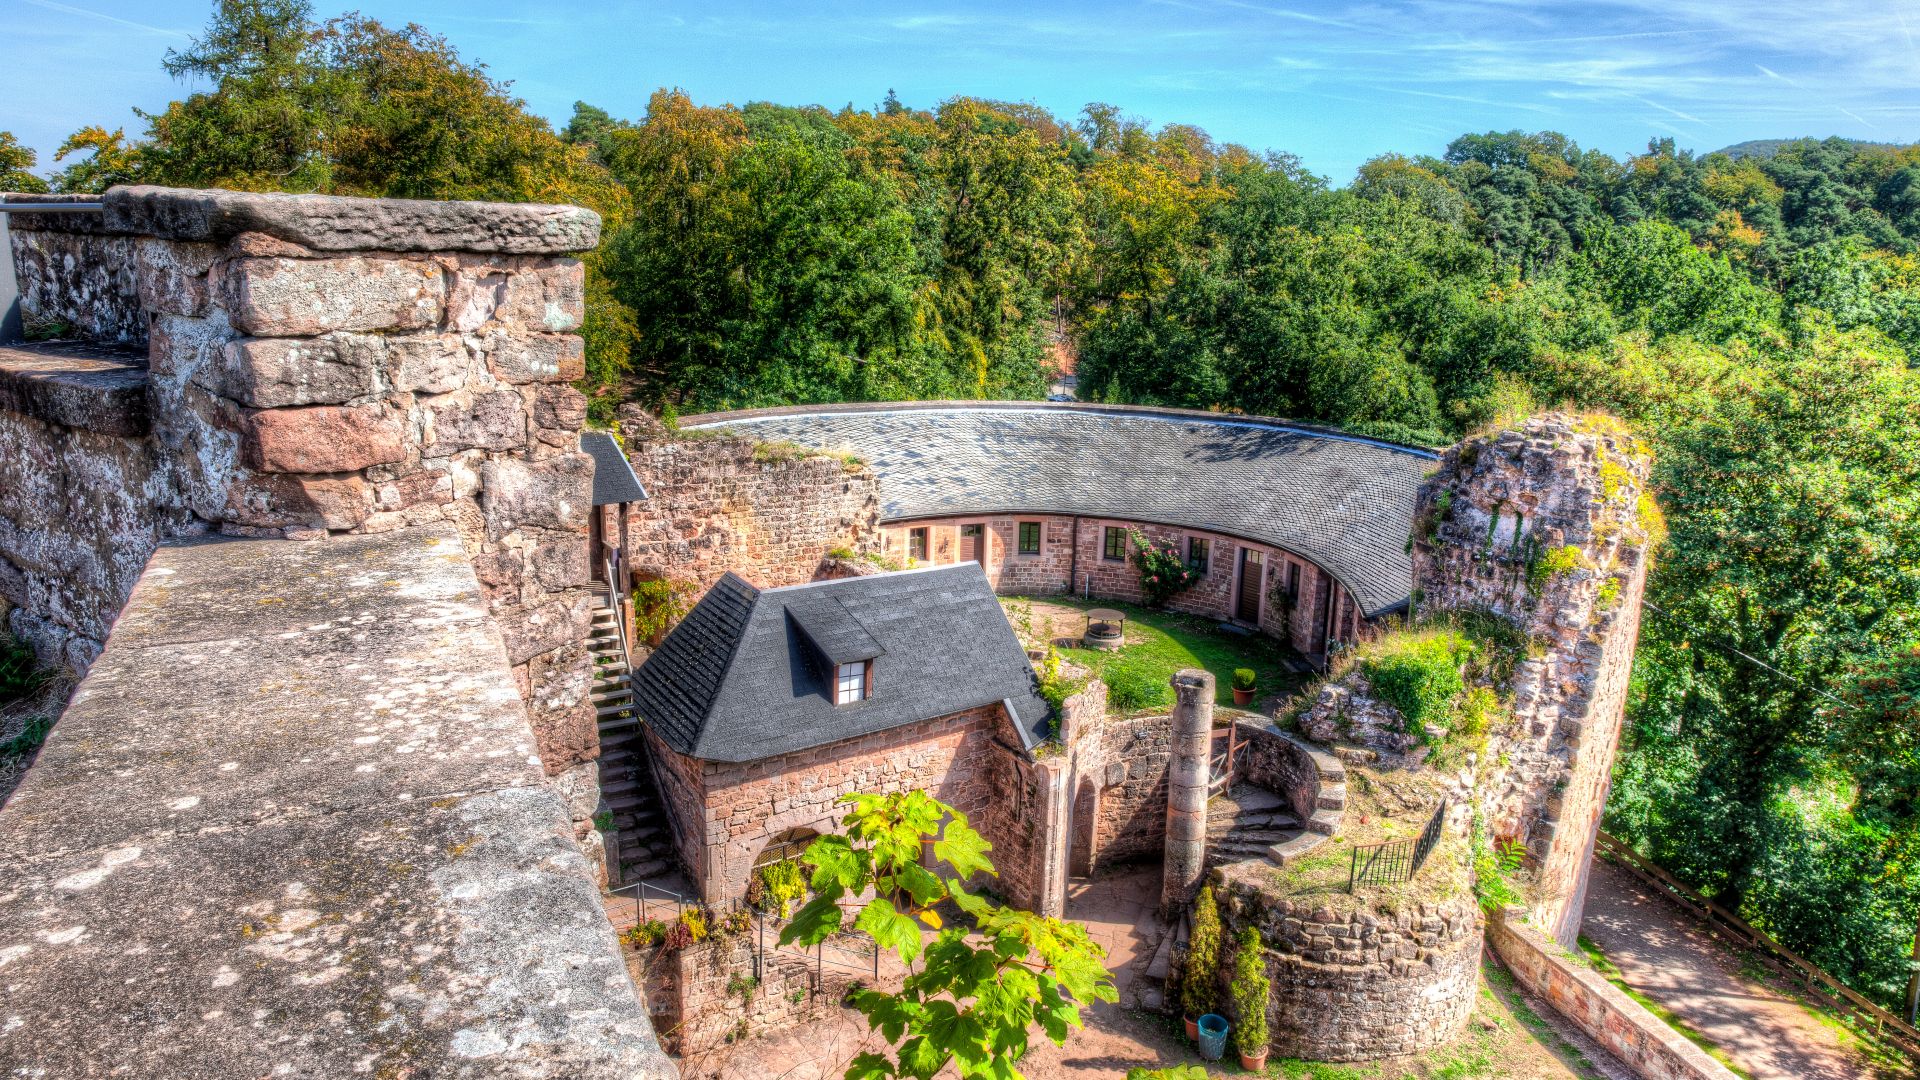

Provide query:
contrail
left=18, top=0, right=191, bottom=39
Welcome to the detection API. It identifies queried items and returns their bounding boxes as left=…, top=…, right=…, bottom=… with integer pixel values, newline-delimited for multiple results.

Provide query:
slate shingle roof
left=632, top=564, right=1051, bottom=763
left=581, top=430, right=648, bottom=506
left=683, top=403, right=1433, bottom=618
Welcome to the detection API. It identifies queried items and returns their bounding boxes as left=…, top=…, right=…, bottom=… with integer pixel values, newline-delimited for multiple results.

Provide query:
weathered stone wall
left=1069, top=707, right=1172, bottom=875
left=1412, top=414, right=1655, bottom=947
left=1216, top=887, right=1483, bottom=1060
left=877, top=513, right=1364, bottom=657
left=666, top=932, right=820, bottom=1056
left=1488, top=910, right=1737, bottom=1080
left=620, top=417, right=880, bottom=598
left=2, top=186, right=610, bottom=878
left=1239, top=722, right=1337, bottom=828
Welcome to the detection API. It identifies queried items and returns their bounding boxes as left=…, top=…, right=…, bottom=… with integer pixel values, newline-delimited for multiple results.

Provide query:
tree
left=0, top=132, right=49, bottom=193
left=1180, top=883, right=1222, bottom=1020
left=778, top=791, right=1115, bottom=1080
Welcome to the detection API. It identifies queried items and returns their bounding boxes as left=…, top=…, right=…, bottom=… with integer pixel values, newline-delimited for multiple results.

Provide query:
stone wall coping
left=0, top=525, right=672, bottom=1078
left=1488, top=908, right=1737, bottom=1080
left=0, top=339, right=149, bottom=436
left=2, top=185, right=602, bottom=254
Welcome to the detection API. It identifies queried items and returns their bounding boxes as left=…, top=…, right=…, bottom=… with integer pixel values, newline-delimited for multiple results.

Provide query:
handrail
left=1595, top=831, right=1920, bottom=1060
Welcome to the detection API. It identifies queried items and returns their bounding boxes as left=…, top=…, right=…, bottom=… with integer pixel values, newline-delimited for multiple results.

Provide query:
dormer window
left=835, top=661, right=869, bottom=704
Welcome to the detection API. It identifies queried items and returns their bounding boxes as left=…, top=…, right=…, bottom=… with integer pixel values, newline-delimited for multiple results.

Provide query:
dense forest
left=13, top=0, right=1920, bottom=1018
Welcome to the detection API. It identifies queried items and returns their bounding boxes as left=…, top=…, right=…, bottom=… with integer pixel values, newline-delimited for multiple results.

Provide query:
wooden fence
left=1595, top=831, right=1920, bottom=1062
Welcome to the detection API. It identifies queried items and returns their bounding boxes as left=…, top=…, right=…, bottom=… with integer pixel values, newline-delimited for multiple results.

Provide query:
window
left=1018, top=521, right=1042, bottom=555
left=907, top=528, right=928, bottom=562
left=1286, top=562, right=1301, bottom=602
left=1102, top=526, right=1126, bottom=562
left=1187, top=536, right=1210, bottom=573
left=835, top=661, right=868, bottom=704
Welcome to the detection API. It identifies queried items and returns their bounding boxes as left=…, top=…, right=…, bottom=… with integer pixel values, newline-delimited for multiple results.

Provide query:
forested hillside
left=14, top=0, right=1920, bottom=1018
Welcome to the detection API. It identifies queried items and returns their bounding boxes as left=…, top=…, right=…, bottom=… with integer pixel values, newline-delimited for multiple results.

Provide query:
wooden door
left=960, top=524, right=983, bottom=564
left=1236, top=549, right=1263, bottom=622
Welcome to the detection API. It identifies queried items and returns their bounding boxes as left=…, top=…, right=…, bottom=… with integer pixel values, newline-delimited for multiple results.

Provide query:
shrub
left=1471, top=816, right=1527, bottom=915
left=1231, top=926, right=1270, bottom=1058
left=632, top=578, right=696, bottom=643
left=1231, top=667, right=1257, bottom=692
left=757, top=858, right=807, bottom=918
left=1527, top=544, right=1585, bottom=593
left=622, top=918, right=668, bottom=949
left=1361, top=632, right=1470, bottom=742
left=662, top=920, right=694, bottom=951
left=1105, top=656, right=1170, bottom=713
left=1127, top=529, right=1200, bottom=607
left=679, top=906, right=709, bottom=942
left=1181, top=884, right=1222, bottom=1019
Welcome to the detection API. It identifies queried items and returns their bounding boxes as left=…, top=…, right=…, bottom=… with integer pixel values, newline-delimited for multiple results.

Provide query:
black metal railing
left=1347, top=800, right=1448, bottom=892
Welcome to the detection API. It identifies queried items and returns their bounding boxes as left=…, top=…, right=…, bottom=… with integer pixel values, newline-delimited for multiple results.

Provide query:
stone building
left=627, top=563, right=1067, bottom=910
left=677, top=402, right=1434, bottom=663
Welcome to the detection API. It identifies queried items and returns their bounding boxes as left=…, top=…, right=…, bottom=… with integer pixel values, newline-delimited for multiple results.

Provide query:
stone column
left=1032, top=755, right=1073, bottom=919
left=1162, top=667, right=1215, bottom=909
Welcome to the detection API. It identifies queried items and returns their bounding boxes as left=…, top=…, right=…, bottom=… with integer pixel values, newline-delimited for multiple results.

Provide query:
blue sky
left=5, top=0, right=1917, bottom=183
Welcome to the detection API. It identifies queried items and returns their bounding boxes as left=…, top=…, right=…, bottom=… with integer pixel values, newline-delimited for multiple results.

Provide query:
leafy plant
left=593, top=810, right=615, bottom=831
left=1181, top=884, right=1222, bottom=1019
left=622, top=918, right=668, bottom=949
left=777, top=790, right=1116, bottom=1079
left=1127, top=530, right=1201, bottom=607
left=1361, top=631, right=1471, bottom=742
left=679, top=906, right=709, bottom=942
left=727, top=972, right=760, bottom=1004
left=1125, top=1068, right=1206, bottom=1080
left=757, top=858, right=808, bottom=918
left=632, top=578, right=696, bottom=643
left=1526, top=544, right=1585, bottom=593
left=1232, top=667, right=1257, bottom=693
left=1231, top=926, right=1270, bottom=1058
left=1470, top=816, right=1528, bottom=915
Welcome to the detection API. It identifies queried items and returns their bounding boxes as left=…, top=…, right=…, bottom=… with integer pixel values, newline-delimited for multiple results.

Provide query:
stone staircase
left=1206, top=784, right=1305, bottom=867
left=585, top=589, right=679, bottom=886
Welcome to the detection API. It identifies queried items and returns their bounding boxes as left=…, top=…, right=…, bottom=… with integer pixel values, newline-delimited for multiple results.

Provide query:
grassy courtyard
left=999, top=594, right=1311, bottom=714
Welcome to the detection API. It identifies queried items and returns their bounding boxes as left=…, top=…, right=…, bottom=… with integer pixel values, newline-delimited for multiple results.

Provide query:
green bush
left=756, top=858, right=808, bottom=918
left=0, top=633, right=48, bottom=704
left=1127, top=529, right=1201, bottom=607
left=1471, top=816, right=1527, bottom=915
left=1231, top=926, right=1270, bottom=1057
left=1361, top=631, right=1470, bottom=741
left=1105, top=656, right=1171, bottom=713
left=1181, top=884, right=1222, bottom=1019
left=1232, top=667, right=1257, bottom=692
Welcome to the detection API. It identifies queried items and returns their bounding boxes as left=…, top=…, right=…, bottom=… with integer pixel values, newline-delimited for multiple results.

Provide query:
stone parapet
left=0, top=525, right=671, bottom=1079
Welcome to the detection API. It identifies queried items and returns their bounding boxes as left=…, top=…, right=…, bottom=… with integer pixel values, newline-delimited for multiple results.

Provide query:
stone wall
left=877, top=513, right=1366, bottom=657
left=1217, top=884, right=1483, bottom=1060
left=664, top=932, right=822, bottom=1056
left=1488, top=910, right=1737, bottom=1080
left=1, top=186, right=610, bottom=878
left=1412, top=414, right=1655, bottom=947
left=649, top=702, right=1056, bottom=911
left=620, top=415, right=880, bottom=598
left=1238, top=722, right=1341, bottom=829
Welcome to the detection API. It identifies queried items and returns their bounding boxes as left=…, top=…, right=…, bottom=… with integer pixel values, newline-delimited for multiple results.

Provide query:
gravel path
left=1581, top=856, right=1884, bottom=1080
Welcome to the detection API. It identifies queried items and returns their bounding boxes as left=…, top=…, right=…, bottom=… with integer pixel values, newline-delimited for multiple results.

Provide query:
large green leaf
left=856, top=897, right=925, bottom=963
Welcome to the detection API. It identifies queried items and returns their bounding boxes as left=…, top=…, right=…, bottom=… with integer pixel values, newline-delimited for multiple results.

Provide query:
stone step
left=1220, top=827, right=1302, bottom=846
left=1266, top=832, right=1328, bottom=866
left=1144, top=926, right=1175, bottom=983
left=1209, top=812, right=1299, bottom=834
left=619, top=857, right=672, bottom=881
left=1304, top=807, right=1342, bottom=835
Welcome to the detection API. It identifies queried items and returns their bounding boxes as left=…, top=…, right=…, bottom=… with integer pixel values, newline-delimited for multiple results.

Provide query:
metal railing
left=1347, top=800, right=1448, bottom=892
left=609, top=877, right=690, bottom=927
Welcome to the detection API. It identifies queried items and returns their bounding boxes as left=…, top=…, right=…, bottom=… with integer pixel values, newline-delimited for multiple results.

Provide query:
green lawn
left=1000, top=595, right=1310, bottom=713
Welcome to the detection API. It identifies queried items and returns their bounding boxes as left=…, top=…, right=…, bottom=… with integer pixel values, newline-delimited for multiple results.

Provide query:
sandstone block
left=499, top=595, right=591, bottom=666
left=500, top=261, right=586, bottom=331
left=222, top=256, right=446, bottom=336
left=533, top=385, right=588, bottom=446
left=483, top=332, right=585, bottom=384
left=226, top=473, right=371, bottom=531
left=387, top=333, right=471, bottom=394
left=244, top=405, right=407, bottom=473
left=208, top=334, right=383, bottom=407
left=481, top=454, right=591, bottom=538
left=527, top=531, right=591, bottom=591
left=134, top=238, right=220, bottom=317
left=430, top=390, right=526, bottom=452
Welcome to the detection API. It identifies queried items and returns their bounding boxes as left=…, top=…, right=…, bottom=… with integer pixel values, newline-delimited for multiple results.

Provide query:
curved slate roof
left=633, top=565, right=1051, bottom=762
left=683, top=403, right=1432, bottom=618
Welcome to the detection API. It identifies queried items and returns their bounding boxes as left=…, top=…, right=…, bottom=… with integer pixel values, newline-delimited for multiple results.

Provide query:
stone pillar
left=1162, top=667, right=1215, bottom=909
left=1032, top=755, right=1073, bottom=919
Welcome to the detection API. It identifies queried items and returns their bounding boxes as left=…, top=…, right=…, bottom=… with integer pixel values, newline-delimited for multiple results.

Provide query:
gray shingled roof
left=682, top=403, right=1432, bottom=617
left=582, top=430, right=647, bottom=505
left=632, top=564, right=1051, bottom=763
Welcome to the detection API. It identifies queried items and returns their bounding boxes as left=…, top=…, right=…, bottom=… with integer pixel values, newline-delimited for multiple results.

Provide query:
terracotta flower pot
left=1184, top=1016, right=1199, bottom=1041
left=1232, top=686, right=1255, bottom=706
left=1240, top=1049, right=1269, bottom=1071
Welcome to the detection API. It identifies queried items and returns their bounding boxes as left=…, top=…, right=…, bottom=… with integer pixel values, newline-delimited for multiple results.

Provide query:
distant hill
left=1713, top=137, right=1907, bottom=160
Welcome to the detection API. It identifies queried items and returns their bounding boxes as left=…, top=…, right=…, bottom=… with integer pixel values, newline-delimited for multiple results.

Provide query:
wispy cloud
left=19, top=0, right=189, bottom=38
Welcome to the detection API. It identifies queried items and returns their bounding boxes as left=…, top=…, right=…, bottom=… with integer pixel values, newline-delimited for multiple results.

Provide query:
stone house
left=628, top=562, right=1062, bottom=908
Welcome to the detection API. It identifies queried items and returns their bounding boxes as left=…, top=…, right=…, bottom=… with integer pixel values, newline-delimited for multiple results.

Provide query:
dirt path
left=1580, top=856, right=1887, bottom=1080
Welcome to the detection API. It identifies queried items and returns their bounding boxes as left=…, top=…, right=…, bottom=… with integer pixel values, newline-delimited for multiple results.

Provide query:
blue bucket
left=1196, top=1013, right=1231, bottom=1061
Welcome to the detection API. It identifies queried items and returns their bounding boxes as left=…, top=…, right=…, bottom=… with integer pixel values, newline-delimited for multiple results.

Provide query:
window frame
left=1187, top=536, right=1211, bottom=574
left=835, top=660, right=868, bottom=705
left=1102, top=526, right=1126, bottom=562
left=1017, top=520, right=1042, bottom=556
left=907, top=527, right=928, bottom=562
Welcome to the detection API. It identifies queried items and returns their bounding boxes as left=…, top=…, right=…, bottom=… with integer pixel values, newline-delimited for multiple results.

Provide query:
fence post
left=1348, top=846, right=1357, bottom=893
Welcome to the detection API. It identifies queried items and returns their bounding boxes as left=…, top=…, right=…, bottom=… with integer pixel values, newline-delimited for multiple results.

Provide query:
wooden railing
left=1596, top=831, right=1920, bottom=1061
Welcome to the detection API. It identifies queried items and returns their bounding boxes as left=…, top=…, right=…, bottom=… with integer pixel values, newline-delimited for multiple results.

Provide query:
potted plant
left=1232, top=926, right=1271, bottom=1071
left=1181, top=884, right=1222, bottom=1039
left=1231, top=668, right=1257, bottom=706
